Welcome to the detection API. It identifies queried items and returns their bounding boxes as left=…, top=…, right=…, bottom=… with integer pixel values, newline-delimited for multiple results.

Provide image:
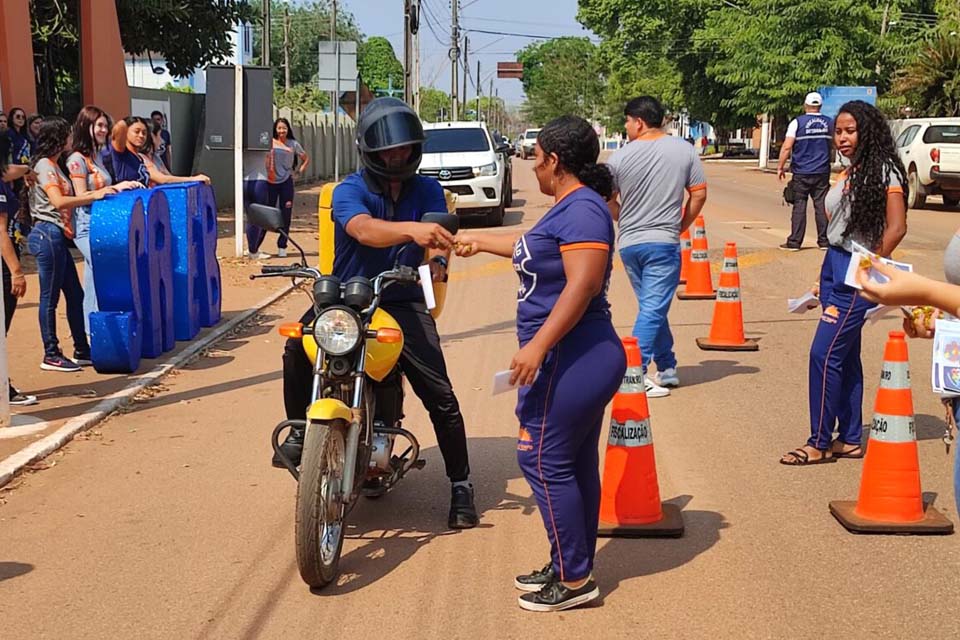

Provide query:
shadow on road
left=0, top=561, right=34, bottom=582
left=313, top=436, right=534, bottom=597
left=593, top=495, right=728, bottom=599
left=441, top=319, right=517, bottom=344
left=677, top=360, right=760, bottom=387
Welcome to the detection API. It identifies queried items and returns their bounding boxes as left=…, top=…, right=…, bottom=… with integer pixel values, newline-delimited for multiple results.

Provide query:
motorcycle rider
left=275, top=97, right=479, bottom=529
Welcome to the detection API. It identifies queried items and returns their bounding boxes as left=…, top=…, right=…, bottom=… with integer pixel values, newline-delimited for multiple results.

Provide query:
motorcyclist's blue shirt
left=332, top=170, right=447, bottom=303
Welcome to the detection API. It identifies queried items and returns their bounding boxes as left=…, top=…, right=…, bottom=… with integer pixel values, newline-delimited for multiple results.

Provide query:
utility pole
left=450, top=0, right=459, bottom=120
left=462, top=35, right=469, bottom=119
left=877, top=2, right=890, bottom=75
left=330, top=0, right=338, bottom=116
left=283, top=7, right=291, bottom=91
left=476, top=60, right=481, bottom=122
left=403, top=0, right=413, bottom=104
left=488, top=77, right=493, bottom=126
left=261, top=0, right=270, bottom=65
left=412, top=3, right=421, bottom=114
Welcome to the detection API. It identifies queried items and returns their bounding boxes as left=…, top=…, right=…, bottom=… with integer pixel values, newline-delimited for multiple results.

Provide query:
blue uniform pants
left=516, top=319, right=626, bottom=582
left=807, top=247, right=874, bottom=450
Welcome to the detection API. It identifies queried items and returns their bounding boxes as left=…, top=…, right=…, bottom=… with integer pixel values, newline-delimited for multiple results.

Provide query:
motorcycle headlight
left=474, top=162, right=498, bottom=177
left=313, top=307, right=362, bottom=356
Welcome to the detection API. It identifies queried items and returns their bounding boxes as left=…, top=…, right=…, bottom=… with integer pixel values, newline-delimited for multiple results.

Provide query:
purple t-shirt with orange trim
left=514, top=187, right=615, bottom=342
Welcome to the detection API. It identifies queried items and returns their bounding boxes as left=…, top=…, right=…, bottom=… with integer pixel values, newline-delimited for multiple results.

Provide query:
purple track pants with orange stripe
left=807, top=247, right=874, bottom=450
left=516, top=319, right=625, bottom=583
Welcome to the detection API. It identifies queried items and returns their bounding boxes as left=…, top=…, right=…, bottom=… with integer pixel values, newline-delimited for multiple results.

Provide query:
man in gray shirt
left=607, top=96, right=708, bottom=397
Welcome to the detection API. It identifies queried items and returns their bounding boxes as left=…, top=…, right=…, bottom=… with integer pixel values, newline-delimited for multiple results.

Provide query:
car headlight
left=474, top=162, right=498, bottom=177
left=313, top=307, right=362, bottom=356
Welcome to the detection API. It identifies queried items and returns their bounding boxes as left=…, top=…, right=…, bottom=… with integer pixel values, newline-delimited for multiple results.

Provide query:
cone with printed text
left=829, top=331, right=953, bottom=535
left=598, top=337, right=684, bottom=538
left=679, top=227, right=692, bottom=285
left=696, top=242, right=758, bottom=351
left=677, top=216, right=715, bottom=300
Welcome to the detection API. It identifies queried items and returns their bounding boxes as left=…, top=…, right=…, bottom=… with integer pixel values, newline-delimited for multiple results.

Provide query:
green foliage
left=275, top=84, right=330, bottom=112
left=259, top=0, right=363, bottom=88
left=162, top=83, right=195, bottom=94
left=419, top=87, right=451, bottom=122
left=893, top=26, right=960, bottom=116
left=359, top=37, right=404, bottom=96
left=516, top=37, right=604, bottom=124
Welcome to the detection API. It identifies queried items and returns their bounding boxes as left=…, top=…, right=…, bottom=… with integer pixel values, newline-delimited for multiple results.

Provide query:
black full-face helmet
left=356, top=97, right=426, bottom=182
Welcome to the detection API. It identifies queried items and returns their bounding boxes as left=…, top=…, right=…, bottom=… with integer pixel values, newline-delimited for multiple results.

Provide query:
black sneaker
left=41, top=354, right=82, bottom=372
left=515, top=562, right=555, bottom=592
left=518, top=578, right=600, bottom=612
left=271, top=425, right=304, bottom=468
left=448, top=483, right=479, bottom=529
left=73, top=351, right=92, bottom=366
left=9, top=385, right=38, bottom=406
left=778, top=243, right=801, bottom=252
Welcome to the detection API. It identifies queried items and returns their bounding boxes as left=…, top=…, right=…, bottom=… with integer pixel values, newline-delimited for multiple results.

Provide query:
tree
left=516, top=38, right=604, bottom=124
left=892, top=29, right=960, bottom=116
left=359, top=37, right=404, bottom=96
left=419, top=87, right=451, bottom=122
left=29, top=0, right=256, bottom=115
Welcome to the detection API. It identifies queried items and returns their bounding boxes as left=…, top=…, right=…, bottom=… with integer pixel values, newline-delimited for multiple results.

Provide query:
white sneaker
left=277, top=248, right=288, bottom=258
left=655, top=368, right=680, bottom=388
left=248, top=251, right=271, bottom=260
left=644, top=377, right=671, bottom=398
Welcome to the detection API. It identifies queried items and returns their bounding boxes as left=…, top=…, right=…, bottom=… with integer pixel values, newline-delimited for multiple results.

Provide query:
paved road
left=2, top=161, right=959, bottom=639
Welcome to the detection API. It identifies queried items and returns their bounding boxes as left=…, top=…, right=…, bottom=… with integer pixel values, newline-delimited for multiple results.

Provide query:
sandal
left=831, top=442, right=864, bottom=459
left=779, top=447, right=837, bottom=466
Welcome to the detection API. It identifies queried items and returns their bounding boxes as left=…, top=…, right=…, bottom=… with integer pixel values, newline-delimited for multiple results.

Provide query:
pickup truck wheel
left=484, top=203, right=505, bottom=227
left=907, top=168, right=927, bottom=210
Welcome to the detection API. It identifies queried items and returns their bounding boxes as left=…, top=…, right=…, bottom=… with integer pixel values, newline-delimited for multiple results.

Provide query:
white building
left=124, top=22, right=254, bottom=92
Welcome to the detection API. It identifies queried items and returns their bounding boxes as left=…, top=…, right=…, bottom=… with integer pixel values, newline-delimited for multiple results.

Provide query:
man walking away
left=777, top=92, right=833, bottom=251
left=607, top=96, right=707, bottom=398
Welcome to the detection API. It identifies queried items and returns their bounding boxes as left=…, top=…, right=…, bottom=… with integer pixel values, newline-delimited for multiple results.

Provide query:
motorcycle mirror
left=247, top=203, right=284, bottom=232
left=421, top=212, right=459, bottom=235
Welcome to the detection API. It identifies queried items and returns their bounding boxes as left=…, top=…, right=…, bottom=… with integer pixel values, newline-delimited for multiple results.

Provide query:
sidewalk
left=0, top=181, right=326, bottom=473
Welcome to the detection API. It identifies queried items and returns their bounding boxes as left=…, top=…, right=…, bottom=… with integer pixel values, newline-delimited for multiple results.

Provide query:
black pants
left=3, top=246, right=20, bottom=396
left=787, top=173, right=830, bottom=248
left=282, top=301, right=470, bottom=482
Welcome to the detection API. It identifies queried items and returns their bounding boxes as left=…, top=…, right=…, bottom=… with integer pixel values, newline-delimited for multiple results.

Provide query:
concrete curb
left=0, top=284, right=294, bottom=488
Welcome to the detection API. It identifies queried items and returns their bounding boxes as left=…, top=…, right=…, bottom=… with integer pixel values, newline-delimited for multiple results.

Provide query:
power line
left=464, top=27, right=600, bottom=42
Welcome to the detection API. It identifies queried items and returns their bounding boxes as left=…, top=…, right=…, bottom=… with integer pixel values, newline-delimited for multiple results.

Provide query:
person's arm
left=2, top=165, right=31, bottom=182
left=345, top=215, right=453, bottom=250
left=0, top=213, right=26, bottom=297
left=777, top=120, right=798, bottom=181
left=453, top=230, right=523, bottom=258
left=876, top=189, right=907, bottom=257
left=859, top=259, right=960, bottom=319
left=295, top=143, right=309, bottom=178
left=510, top=248, right=609, bottom=386
left=37, top=163, right=113, bottom=210
left=146, top=164, right=210, bottom=185
left=607, top=192, right=621, bottom=222
left=681, top=187, right=706, bottom=232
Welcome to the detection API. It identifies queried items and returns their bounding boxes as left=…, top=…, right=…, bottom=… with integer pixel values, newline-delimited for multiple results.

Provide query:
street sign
left=497, top=62, right=523, bottom=79
left=318, top=41, right=358, bottom=92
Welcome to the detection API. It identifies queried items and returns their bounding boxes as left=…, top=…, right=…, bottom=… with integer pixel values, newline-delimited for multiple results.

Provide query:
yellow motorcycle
left=248, top=203, right=458, bottom=589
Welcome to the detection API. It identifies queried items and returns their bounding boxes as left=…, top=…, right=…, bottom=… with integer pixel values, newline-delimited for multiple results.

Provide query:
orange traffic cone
left=829, top=331, right=953, bottom=534
left=696, top=242, right=758, bottom=351
left=679, top=227, right=692, bottom=285
left=598, top=337, right=684, bottom=538
left=677, top=216, right=715, bottom=300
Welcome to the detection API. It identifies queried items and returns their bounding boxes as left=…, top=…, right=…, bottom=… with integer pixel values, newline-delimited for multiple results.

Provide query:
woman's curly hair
left=536, top=115, right=613, bottom=199
left=838, top=100, right=908, bottom=249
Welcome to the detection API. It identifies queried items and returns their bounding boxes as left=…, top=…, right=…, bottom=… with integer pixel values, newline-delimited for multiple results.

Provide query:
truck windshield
left=923, top=126, right=960, bottom=144
left=423, top=129, right=491, bottom=153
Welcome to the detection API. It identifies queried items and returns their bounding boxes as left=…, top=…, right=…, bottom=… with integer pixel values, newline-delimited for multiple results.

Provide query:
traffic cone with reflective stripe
left=679, top=227, right=692, bottom=285
left=829, top=331, right=953, bottom=534
left=677, top=216, right=715, bottom=300
left=598, top=337, right=684, bottom=538
left=696, top=242, right=758, bottom=351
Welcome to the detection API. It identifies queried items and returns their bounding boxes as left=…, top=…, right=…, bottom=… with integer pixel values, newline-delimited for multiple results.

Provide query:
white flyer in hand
left=492, top=369, right=540, bottom=395
left=843, top=241, right=912, bottom=290
left=787, top=291, right=820, bottom=314
left=418, top=264, right=436, bottom=310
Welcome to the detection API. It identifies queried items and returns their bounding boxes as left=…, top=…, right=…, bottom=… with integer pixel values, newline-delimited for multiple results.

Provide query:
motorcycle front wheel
left=295, top=418, right=348, bottom=589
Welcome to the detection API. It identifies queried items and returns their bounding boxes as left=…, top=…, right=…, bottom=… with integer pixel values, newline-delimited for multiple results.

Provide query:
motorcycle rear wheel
left=295, top=418, right=348, bottom=589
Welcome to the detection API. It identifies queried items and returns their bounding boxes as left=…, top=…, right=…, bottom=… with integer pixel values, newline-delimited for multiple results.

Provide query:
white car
left=419, top=121, right=512, bottom=226
left=894, top=119, right=960, bottom=209
left=519, top=128, right=541, bottom=159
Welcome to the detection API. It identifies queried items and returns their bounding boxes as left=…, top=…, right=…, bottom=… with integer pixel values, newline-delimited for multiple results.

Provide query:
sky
left=340, top=0, right=597, bottom=106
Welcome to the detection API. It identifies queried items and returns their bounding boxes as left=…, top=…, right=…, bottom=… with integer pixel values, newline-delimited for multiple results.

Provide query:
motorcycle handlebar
left=261, top=265, right=296, bottom=274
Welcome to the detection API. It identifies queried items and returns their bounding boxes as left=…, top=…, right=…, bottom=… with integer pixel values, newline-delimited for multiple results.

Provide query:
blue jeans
left=952, top=399, right=960, bottom=518
left=619, top=242, right=681, bottom=374
left=72, top=206, right=96, bottom=336
left=27, top=221, right=89, bottom=358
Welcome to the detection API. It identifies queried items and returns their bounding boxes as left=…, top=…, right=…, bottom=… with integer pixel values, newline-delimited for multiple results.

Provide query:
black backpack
left=783, top=179, right=796, bottom=205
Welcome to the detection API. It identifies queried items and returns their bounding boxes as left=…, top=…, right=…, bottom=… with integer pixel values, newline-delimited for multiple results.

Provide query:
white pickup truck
left=894, top=119, right=960, bottom=209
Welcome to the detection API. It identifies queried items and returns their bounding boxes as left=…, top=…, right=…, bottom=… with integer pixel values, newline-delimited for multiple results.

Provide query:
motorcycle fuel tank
left=302, top=307, right=403, bottom=382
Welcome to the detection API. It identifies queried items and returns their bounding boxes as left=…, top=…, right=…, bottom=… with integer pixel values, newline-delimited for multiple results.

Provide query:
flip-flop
left=832, top=445, right=864, bottom=459
left=779, top=448, right=837, bottom=466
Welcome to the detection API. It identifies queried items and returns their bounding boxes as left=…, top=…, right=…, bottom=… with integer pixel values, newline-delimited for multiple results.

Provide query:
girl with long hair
left=67, top=106, right=141, bottom=335
left=781, top=100, right=909, bottom=465
left=455, top=116, right=625, bottom=611
left=247, top=117, right=309, bottom=259
left=102, top=117, right=207, bottom=187
left=6, top=108, right=31, bottom=166
left=28, top=117, right=124, bottom=372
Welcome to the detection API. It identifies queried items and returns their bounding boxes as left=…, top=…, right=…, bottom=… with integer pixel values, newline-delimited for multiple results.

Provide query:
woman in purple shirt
left=102, top=117, right=208, bottom=187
